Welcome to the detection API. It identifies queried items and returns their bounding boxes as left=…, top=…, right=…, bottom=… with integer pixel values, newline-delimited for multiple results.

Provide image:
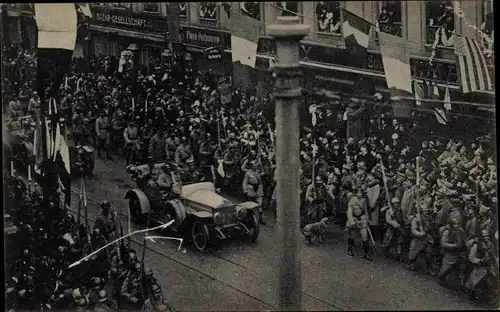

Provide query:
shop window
left=241, top=2, right=261, bottom=21
left=143, top=3, right=159, bottom=13
left=179, top=2, right=187, bottom=18
left=199, top=2, right=217, bottom=20
left=426, top=0, right=454, bottom=45
left=316, top=1, right=341, bottom=35
left=276, top=2, right=298, bottom=17
left=377, top=1, right=402, bottom=37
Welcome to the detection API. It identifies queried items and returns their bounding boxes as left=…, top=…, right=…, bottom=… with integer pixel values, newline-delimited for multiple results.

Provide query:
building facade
left=2, top=1, right=494, bottom=103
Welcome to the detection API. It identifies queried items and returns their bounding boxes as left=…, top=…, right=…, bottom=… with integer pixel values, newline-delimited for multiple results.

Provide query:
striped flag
left=230, top=4, right=262, bottom=89
left=454, top=35, right=493, bottom=93
left=413, top=81, right=424, bottom=106
left=378, top=31, right=412, bottom=117
left=434, top=107, right=448, bottom=125
left=342, top=9, right=372, bottom=68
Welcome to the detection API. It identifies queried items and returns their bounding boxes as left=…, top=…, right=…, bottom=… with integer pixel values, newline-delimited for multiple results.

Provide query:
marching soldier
left=242, top=160, right=266, bottom=225
left=407, top=201, right=436, bottom=275
left=95, top=110, right=112, bottom=160
left=346, top=187, right=373, bottom=261
left=437, top=218, right=467, bottom=288
left=120, top=262, right=142, bottom=308
left=73, top=107, right=88, bottom=147
left=93, top=201, right=117, bottom=241
left=198, top=133, right=214, bottom=180
left=165, top=132, right=179, bottom=161
left=382, top=197, right=404, bottom=260
left=466, top=229, right=498, bottom=301
left=305, top=176, right=328, bottom=224
left=123, top=118, right=141, bottom=166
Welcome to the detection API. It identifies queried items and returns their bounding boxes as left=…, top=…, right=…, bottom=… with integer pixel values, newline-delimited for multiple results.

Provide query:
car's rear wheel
left=244, top=211, right=260, bottom=243
left=191, top=220, right=211, bottom=252
left=129, top=196, right=144, bottom=224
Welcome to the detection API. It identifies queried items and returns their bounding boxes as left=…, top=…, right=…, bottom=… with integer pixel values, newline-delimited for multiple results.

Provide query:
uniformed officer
left=148, top=127, right=167, bottom=163
left=243, top=160, right=266, bottom=225
left=95, top=110, right=112, bottom=160
left=123, top=118, right=140, bottom=166
left=93, top=201, right=117, bottom=241
left=120, top=262, right=142, bottom=307
left=346, top=187, right=372, bottom=261
left=73, top=107, right=88, bottom=147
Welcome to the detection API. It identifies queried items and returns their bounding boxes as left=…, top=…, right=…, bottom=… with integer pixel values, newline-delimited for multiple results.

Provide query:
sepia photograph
left=2, top=1, right=497, bottom=311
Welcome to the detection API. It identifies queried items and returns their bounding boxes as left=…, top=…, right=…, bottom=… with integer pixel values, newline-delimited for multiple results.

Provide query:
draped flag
left=413, top=81, right=424, bottom=106
left=454, top=34, right=493, bottom=93
left=378, top=31, right=413, bottom=118
left=309, top=104, right=317, bottom=126
left=342, top=9, right=372, bottom=68
left=443, top=86, right=452, bottom=111
left=35, top=3, right=76, bottom=204
left=229, top=4, right=262, bottom=89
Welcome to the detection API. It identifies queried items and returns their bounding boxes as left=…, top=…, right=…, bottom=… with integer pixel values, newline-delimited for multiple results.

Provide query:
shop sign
left=90, top=7, right=165, bottom=33
left=204, top=47, right=222, bottom=60
left=183, top=28, right=224, bottom=47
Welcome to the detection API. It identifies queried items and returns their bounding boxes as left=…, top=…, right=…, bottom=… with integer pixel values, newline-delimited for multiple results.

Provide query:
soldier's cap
left=391, top=197, right=400, bottom=204
left=315, top=175, right=323, bottom=183
left=391, top=133, right=399, bottom=140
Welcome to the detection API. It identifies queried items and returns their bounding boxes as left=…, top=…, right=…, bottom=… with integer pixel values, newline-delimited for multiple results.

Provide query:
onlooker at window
left=316, top=1, right=341, bottom=34
left=179, top=3, right=187, bottom=17
left=199, top=2, right=217, bottom=19
left=241, top=2, right=260, bottom=20
left=276, top=2, right=298, bottom=17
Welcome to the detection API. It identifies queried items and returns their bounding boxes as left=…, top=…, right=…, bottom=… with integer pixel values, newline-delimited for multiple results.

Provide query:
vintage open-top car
left=125, top=164, right=260, bottom=252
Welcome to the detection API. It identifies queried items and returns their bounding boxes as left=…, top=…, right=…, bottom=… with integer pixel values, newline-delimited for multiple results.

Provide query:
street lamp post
left=267, top=16, right=309, bottom=311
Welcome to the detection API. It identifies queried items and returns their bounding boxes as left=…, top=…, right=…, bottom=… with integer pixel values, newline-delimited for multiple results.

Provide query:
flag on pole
left=342, top=9, right=373, bottom=68
left=443, top=86, right=452, bottom=111
left=434, top=107, right=448, bottom=125
left=413, top=81, right=424, bottom=106
left=454, top=34, right=493, bottom=93
left=76, top=3, right=93, bottom=18
left=230, top=4, right=262, bottom=89
left=378, top=31, right=413, bottom=118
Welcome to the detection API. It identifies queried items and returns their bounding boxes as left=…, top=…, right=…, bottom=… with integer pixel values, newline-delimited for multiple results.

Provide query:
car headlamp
left=213, top=212, right=224, bottom=225
left=236, top=207, right=247, bottom=220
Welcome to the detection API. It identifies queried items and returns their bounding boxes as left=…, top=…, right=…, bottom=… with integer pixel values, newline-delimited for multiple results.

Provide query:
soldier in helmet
left=93, top=201, right=117, bottom=241
left=120, top=262, right=143, bottom=307
left=175, top=136, right=194, bottom=166
left=437, top=218, right=467, bottom=288
left=92, top=290, right=114, bottom=312
left=305, top=175, right=329, bottom=224
left=407, top=202, right=436, bottom=275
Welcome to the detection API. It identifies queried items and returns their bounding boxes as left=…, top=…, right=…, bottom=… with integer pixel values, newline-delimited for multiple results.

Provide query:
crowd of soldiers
left=4, top=170, right=172, bottom=311
left=3, top=43, right=499, bottom=304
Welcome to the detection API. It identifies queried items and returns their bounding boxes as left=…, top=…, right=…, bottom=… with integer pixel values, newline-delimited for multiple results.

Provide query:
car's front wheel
left=191, top=220, right=211, bottom=252
left=244, top=211, right=260, bottom=243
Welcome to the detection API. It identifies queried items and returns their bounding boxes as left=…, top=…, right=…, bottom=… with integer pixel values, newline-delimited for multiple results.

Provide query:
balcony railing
left=426, top=25, right=455, bottom=47
left=377, top=21, right=402, bottom=37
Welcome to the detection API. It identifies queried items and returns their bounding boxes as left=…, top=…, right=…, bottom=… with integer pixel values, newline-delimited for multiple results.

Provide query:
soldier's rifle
left=82, top=176, right=92, bottom=252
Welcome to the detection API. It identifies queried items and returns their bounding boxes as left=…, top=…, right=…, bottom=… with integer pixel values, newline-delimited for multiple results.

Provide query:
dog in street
left=302, top=217, right=329, bottom=244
